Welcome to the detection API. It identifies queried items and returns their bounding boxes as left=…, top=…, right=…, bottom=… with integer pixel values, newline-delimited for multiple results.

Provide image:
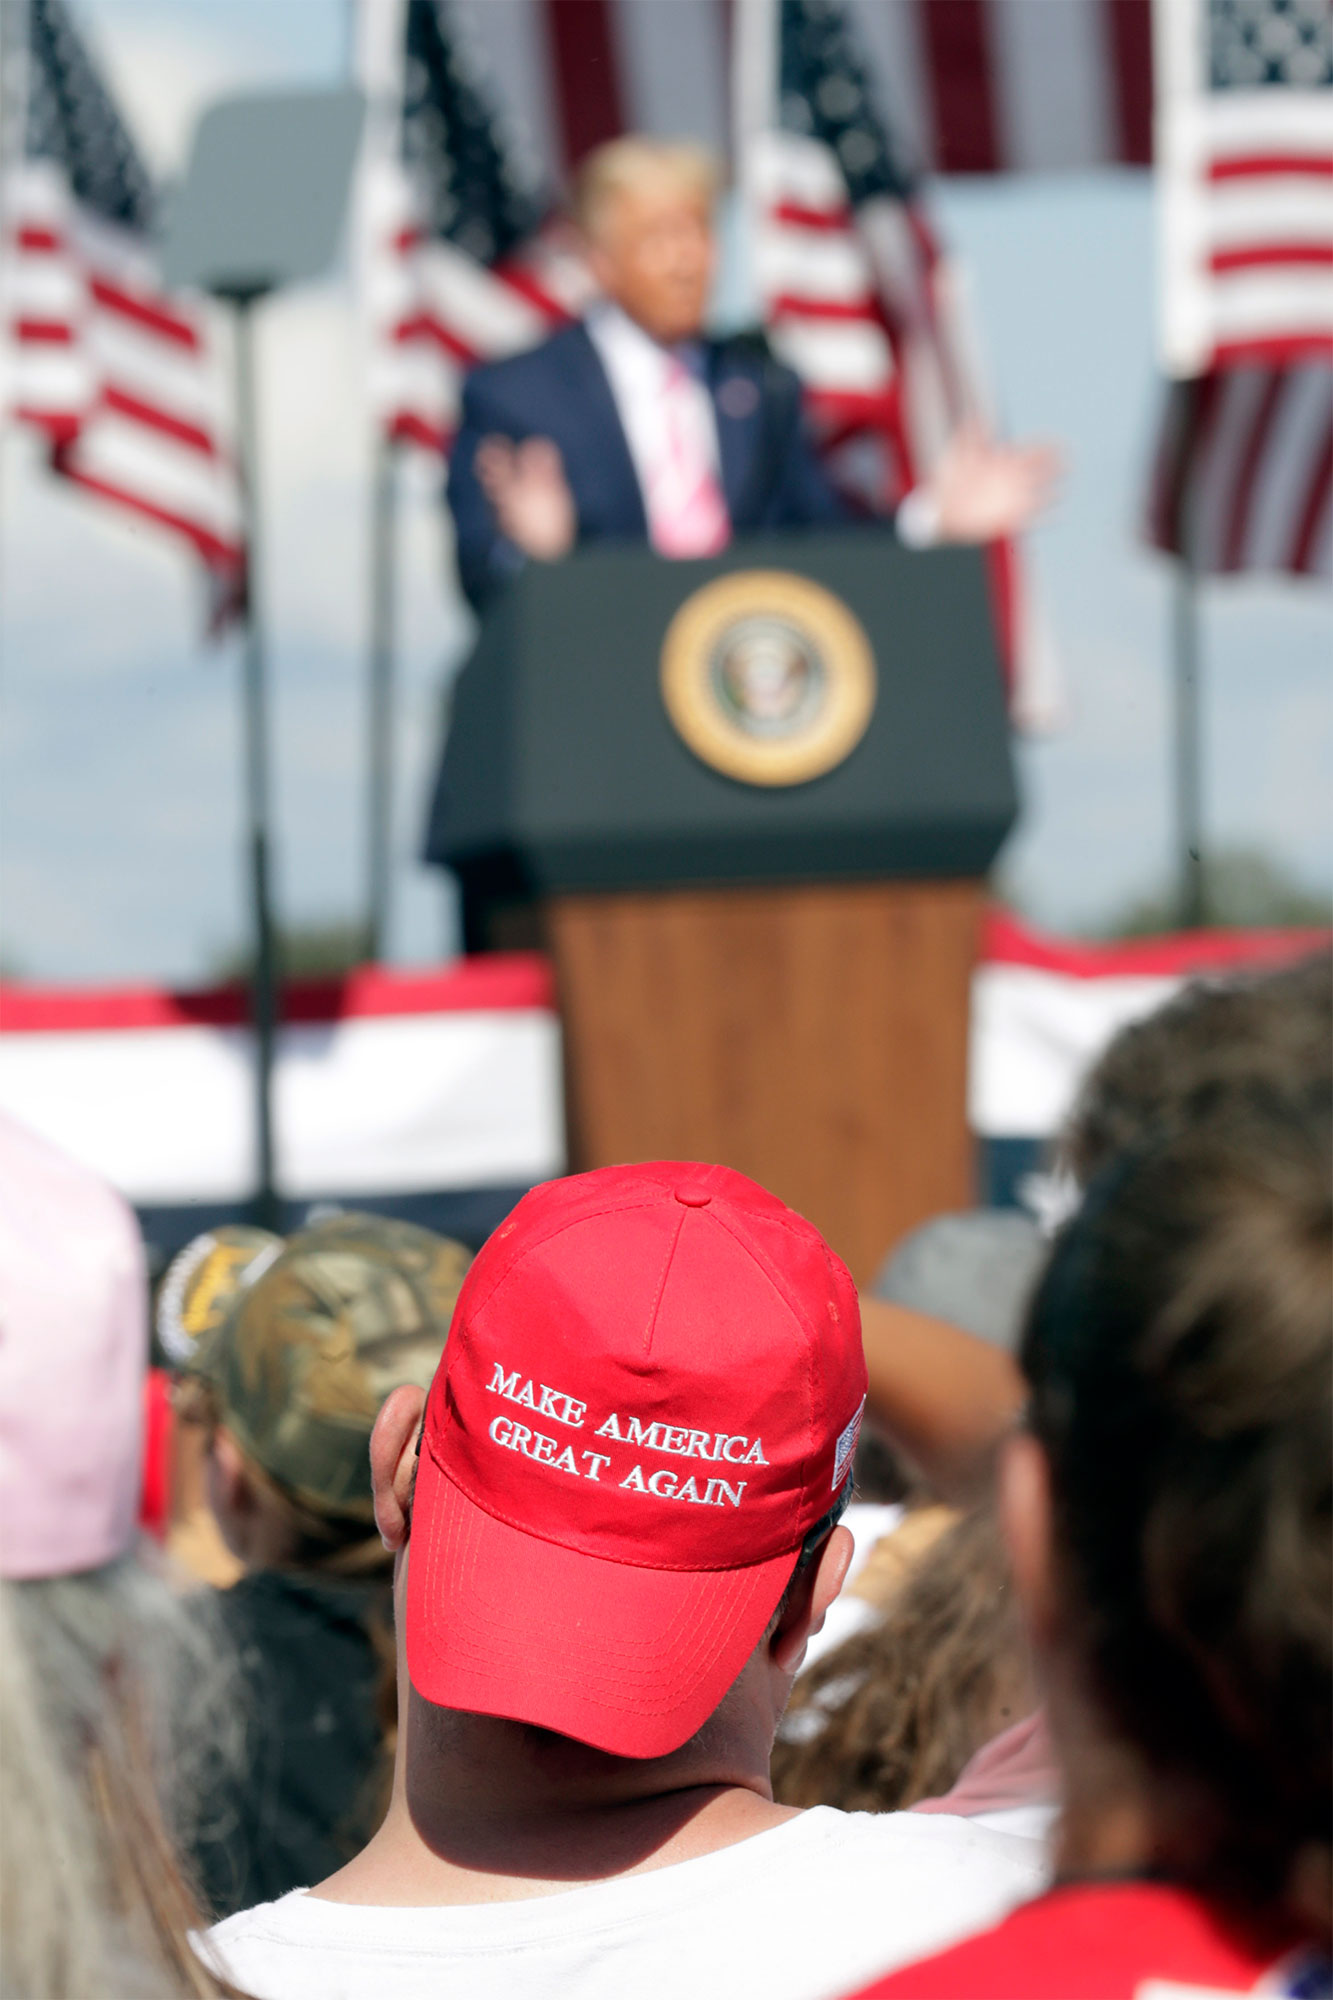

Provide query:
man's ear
left=998, top=1429, right=1057, bottom=1646
left=371, top=1385, right=426, bottom=1552
left=770, top=1523, right=854, bottom=1677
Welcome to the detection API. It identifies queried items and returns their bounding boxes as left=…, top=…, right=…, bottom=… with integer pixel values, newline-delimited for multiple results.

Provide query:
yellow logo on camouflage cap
left=156, top=1226, right=282, bottom=1371
left=660, top=570, right=876, bottom=788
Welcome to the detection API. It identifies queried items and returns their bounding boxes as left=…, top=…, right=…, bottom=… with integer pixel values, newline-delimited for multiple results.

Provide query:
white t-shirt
left=203, top=1805, right=1046, bottom=2000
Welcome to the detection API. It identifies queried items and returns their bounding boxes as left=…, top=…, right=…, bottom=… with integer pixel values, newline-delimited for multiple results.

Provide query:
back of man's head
left=393, top=1162, right=867, bottom=1762
left=1061, top=951, right=1332, bottom=1187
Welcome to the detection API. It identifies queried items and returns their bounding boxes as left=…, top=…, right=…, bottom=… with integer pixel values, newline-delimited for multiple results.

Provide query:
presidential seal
left=660, top=570, right=876, bottom=786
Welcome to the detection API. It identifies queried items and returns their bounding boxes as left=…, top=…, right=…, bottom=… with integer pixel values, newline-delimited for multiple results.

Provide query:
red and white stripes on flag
left=437, top=0, right=1153, bottom=184
left=1156, top=0, right=1332, bottom=376
left=3, top=167, right=245, bottom=624
left=374, top=215, right=590, bottom=455
left=734, top=0, right=1065, bottom=732
left=1146, top=0, right=1332, bottom=580
left=1146, top=358, right=1332, bottom=575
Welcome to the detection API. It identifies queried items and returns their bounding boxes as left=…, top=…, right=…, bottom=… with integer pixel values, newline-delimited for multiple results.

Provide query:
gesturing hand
left=474, top=434, right=577, bottom=562
left=927, top=421, right=1062, bottom=544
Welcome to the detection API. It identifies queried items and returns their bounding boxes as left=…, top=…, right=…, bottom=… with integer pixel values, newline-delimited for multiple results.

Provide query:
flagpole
left=1173, top=462, right=1205, bottom=930
left=353, top=0, right=406, bottom=965
left=1172, top=555, right=1205, bottom=929
left=365, top=432, right=397, bottom=961
left=228, top=288, right=281, bottom=1228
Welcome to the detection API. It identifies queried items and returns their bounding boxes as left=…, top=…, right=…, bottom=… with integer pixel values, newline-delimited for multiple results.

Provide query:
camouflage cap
left=157, top=1213, right=471, bottom=1521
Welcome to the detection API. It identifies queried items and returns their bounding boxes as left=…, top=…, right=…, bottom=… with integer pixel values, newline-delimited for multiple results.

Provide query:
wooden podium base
left=544, top=878, right=983, bottom=1285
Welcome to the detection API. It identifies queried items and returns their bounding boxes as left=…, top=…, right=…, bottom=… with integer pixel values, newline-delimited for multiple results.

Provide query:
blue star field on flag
left=1208, top=0, right=1333, bottom=90
left=24, top=0, right=153, bottom=231
left=777, top=0, right=918, bottom=206
left=401, top=0, right=545, bottom=265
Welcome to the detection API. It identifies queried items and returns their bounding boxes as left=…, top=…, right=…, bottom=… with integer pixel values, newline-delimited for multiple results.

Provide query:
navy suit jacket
left=447, top=321, right=848, bottom=610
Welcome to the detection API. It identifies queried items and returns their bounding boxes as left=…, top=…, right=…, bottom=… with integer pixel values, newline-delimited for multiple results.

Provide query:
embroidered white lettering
left=490, top=1416, right=586, bottom=1478
left=620, top=1464, right=747, bottom=1507
left=488, top=1366, right=586, bottom=1428
left=598, top=1420, right=768, bottom=1468
left=582, top=1451, right=611, bottom=1480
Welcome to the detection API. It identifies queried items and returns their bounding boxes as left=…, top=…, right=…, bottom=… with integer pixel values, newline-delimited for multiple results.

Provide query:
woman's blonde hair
left=772, top=1507, right=1031, bottom=1813
left=0, top=1560, right=243, bottom=1998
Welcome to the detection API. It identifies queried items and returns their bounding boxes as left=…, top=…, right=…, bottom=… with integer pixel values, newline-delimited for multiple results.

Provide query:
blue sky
left=2, top=0, right=1329, bottom=985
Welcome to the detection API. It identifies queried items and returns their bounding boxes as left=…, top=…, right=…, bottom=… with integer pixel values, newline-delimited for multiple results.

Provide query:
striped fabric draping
left=2, top=918, right=1322, bottom=1218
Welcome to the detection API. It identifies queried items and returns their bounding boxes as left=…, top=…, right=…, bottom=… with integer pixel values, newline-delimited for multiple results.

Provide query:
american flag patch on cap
left=833, top=1398, right=865, bottom=1490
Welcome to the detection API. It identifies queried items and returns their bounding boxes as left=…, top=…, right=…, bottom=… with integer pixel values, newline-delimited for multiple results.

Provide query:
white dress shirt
left=585, top=302, right=730, bottom=556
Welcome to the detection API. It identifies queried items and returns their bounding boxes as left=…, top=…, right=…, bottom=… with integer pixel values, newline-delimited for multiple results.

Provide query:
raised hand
left=927, top=421, right=1062, bottom=543
left=474, top=434, right=577, bottom=562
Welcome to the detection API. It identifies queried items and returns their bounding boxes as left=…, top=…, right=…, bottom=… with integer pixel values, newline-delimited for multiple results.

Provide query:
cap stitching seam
left=703, top=1208, right=832, bottom=1510
left=457, top=1190, right=680, bottom=1325
left=642, top=1205, right=687, bottom=1356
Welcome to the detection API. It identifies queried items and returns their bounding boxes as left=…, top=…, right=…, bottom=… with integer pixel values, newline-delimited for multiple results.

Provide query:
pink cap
left=0, top=1114, right=148, bottom=1578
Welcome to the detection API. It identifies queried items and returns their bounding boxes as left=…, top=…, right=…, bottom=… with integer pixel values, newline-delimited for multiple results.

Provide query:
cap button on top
left=673, top=1184, right=712, bottom=1208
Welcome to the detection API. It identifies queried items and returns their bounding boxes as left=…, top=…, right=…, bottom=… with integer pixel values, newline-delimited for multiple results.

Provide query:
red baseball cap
left=405, top=1162, right=867, bottom=1759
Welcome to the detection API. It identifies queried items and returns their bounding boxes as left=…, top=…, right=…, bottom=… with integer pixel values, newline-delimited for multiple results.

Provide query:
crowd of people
left=0, top=948, right=1328, bottom=1999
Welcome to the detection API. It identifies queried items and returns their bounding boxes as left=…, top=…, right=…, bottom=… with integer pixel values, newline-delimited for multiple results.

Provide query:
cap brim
left=405, top=1455, right=801, bottom=1760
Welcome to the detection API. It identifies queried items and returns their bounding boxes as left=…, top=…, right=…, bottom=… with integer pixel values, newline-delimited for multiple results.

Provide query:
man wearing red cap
left=205, top=1165, right=1044, bottom=2000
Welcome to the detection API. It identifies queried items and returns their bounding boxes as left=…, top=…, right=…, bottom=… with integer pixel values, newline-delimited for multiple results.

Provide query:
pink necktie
left=648, top=359, right=731, bottom=559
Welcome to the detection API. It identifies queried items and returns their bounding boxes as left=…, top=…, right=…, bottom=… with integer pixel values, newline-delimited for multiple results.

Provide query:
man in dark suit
left=448, top=139, right=1056, bottom=612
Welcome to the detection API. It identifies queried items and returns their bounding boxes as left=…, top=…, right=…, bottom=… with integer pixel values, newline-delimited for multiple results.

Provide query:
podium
left=426, top=529, right=1017, bottom=1282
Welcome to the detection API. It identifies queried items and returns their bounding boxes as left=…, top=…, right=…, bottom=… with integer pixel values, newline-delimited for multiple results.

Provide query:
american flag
left=1146, top=0, right=1332, bottom=576
left=361, top=0, right=593, bottom=455
left=736, top=0, right=1063, bottom=729
left=2, top=0, right=245, bottom=623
